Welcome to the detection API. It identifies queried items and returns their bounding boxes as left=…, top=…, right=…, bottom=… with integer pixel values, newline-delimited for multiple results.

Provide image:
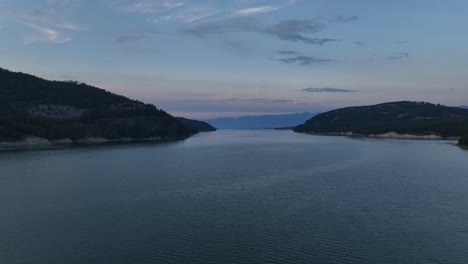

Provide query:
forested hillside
left=294, top=101, right=468, bottom=138
left=0, top=68, right=196, bottom=141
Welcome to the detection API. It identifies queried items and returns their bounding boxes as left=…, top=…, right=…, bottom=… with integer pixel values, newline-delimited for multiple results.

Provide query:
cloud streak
left=302, top=87, right=358, bottom=93
left=114, top=29, right=159, bottom=43
left=181, top=17, right=261, bottom=36
left=233, top=5, right=283, bottom=16
left=330, top=15, right=359, bottom=23
left=275, top=50, right=300, bottom=55
left=182, top=18, right=341, bottom=46
left=275, top=56, right=333, bottom=66
left=266, top=19, right=340, bottom=45
left=149, top=8, right=229, bottom=23
left=122, top=1, right=184, bottom=13
left=23, top=23, right=71, bottom=44
left=387, top=52, right=409, bottom=60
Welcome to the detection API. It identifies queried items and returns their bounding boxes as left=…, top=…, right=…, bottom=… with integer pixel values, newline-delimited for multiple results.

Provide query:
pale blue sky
left=1, top=0, right=467, bottom=118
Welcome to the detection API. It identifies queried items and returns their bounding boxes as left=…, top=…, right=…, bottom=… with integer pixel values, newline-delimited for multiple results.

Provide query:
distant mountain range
left=205, top=112, right=317, bottom=129
left=0, top=67, right=212, bottom=145
left=294, top=101, right=468, bottom=139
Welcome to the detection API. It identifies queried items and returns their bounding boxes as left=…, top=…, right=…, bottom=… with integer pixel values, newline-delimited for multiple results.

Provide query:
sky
left=0, top=0, right=468, bottom=118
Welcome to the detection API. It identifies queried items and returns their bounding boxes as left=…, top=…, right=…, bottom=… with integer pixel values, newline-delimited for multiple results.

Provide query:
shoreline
left=297, top=131, right=460, bottom=140
left=0, top=136, right=189, bottom=151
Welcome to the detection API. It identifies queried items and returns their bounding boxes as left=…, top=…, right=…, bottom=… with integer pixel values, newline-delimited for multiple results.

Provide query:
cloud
left=23, top=23, right=71, bottom=44
left=266, top=19, right=340, bottom=45
left=386, top=52, right=409, bottom=60
left=121, top=1, right=184, bottom=13
left=330, top=15, right=359, bottom=23
left=21, top=8, right=88, bottom=33
left=275, top=35, right=338, bottom=45
left=181, top=17, right=261, bottom=37
left=302, top=87, right=358, bottom=93
left=270, top=19, right=324, bottom=34
left=114, top=29, right=159, bottom=44
left=182, top=18, right=338, bottom=45
left=275, top=50, right=300, bottom=55
left=233, top=5, right=283, bottom=16
left=233, top=0, right=297, bottom=16
left=353, top=41, right=366, bottom=45
left=52, top=21, right=87, bottom=31
left=275, top=56, right=333, bottom=66
left=149, top=8, right=228, bottom=23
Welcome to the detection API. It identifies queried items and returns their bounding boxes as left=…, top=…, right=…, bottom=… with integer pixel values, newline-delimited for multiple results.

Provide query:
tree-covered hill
left=0, top=67, right=197, bottom=142
left=294, top=101, right=468, bottom=138
left=176, top=117, right=216, bottom=132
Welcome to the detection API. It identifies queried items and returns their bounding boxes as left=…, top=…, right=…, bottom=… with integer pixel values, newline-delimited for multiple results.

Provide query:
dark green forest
left=294, top=101, right=468, bottom=138
left=176, top=117, right=216, bottom=132
left=459, top=136, right=468, bottom=146
left=0, top=67, right=199, bottom=141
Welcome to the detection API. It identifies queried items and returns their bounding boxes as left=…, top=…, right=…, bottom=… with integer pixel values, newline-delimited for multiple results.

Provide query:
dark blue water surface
left=1, top=130, right=468, bottom=264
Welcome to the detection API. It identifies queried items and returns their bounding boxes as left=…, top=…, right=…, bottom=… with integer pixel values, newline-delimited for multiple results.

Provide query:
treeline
left=294, top=101, right=468, bottom=138
left=0, top=67, right=196, bottom=141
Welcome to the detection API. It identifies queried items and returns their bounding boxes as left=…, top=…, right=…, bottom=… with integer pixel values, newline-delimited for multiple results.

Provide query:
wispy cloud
left=267, top=19, right=340, bottom=45
left=353, top=41, right=366, bottom=45
left=302, top=87, right=358, bottom=93
left=386, top=52, right=409, bottom=60
left=52, top=21, right=87, bottom=31
left=233, top=0, right=297, bottom=17
left=330, top=15, right=359, bottom=23
left=121, top=1, right=184, bottom=13
left=23, top=23, right=71, bottom=44
left=114, top=29, right=159, bottom=44
left=20, top=11, right=85, bottom=44
left=181, top=17, right=261, bottom=37
left=182, top=18, right=339, bottom=46
left=275, top=56, right=333, bottom=66
left=275, top=50, right=301, bottom=55
left=233, top=5, right=283, bottom=16
left=149, top=8, right=228, bottom=23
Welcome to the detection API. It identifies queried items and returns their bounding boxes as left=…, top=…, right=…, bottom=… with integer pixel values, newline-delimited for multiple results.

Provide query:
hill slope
left=0, top=68, right=196, bottom=143
left=205, top=112, right=317, bottom=129
left=176, top=117, right=216, bottom=132
left=294, top=101, right=468, bottom=138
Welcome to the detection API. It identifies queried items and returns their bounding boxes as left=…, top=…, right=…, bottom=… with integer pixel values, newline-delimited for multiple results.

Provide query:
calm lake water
left=1, top=130, right=468, bottom=264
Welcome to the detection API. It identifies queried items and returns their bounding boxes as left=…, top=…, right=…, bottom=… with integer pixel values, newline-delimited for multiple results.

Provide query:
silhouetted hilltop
left=0, top=67, right=196, bottom=143
left=294, top=101, right=468, bottom=138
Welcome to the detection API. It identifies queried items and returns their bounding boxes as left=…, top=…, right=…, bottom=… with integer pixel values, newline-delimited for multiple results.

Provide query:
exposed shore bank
left=299, top=131, right=460, bottom=140
left=0, top=136, right=188, bottom=151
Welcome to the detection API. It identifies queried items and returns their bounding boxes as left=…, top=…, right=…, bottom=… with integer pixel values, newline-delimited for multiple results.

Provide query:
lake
left=1, top=130, right=467, bottom=264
